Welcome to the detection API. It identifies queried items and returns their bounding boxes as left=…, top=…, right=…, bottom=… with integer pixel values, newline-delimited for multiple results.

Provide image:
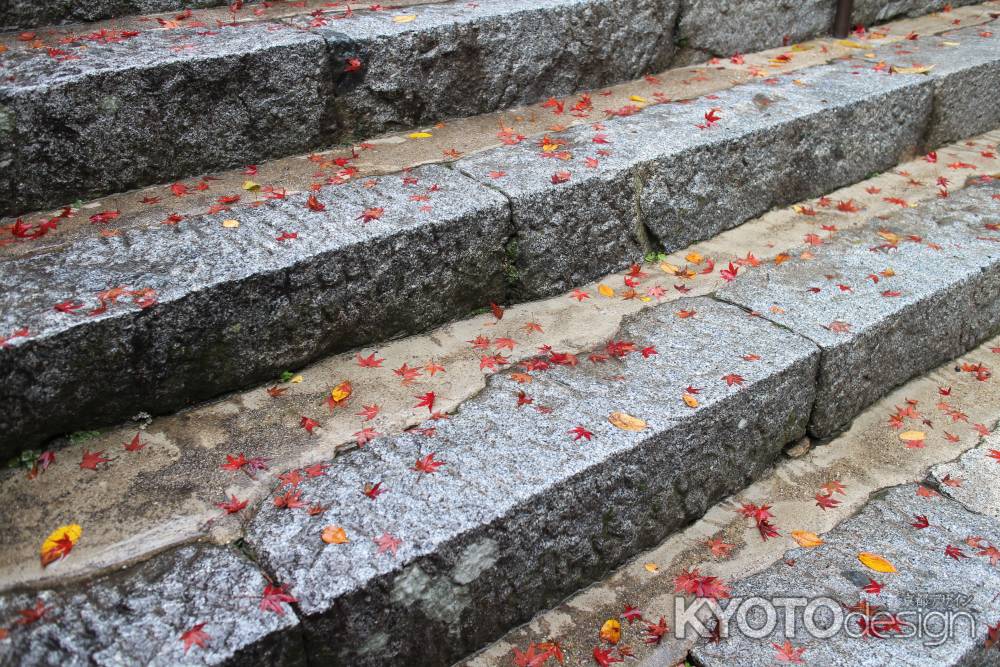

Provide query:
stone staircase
left=1, top=1, right=1000, bottom=665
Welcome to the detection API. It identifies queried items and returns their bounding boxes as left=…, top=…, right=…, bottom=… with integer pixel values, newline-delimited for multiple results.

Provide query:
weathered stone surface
left=0, top=165, right=509, bottom=456
left=677, top=0, right=834, bottom=60
left=691, top=484, right=1000, bottom=667
left=457, top=62, right=931, bottom=299
left=930, top=432, right=1000, bottom=518
left=0, top=0, right=224, bottom=31
left=852, top=0, right=983, bottom=27
left=850, top=20, right=1000, bottom=149
left=245, top=296, right=819, bottom=666
left=718, top=183, right=1000, bottom=438
left=0, top=21, right=329, bottom=217
left=0, top=544, right=303, bottom=666
left=292, top=0, right=680, bottom=139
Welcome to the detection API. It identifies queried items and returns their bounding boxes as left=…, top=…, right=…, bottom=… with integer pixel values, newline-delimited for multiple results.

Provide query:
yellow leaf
left=685, top=251, right=703, bottom=264
left=790, top=43, right=813, bottom=52
left=393, top=14, right=417, bottom=23
left=242, top=180, right=260, bottom=192
left=659, top=261, right=680, bottom=275
left=599, top=619, right=622, bottom=644
left=629, top=95, right=648, bottom=103
left=942, top=41, right=961, bottom=46
left=837, top=39, right=865, bottom=49
left=858, top=552, right=897, bottom=573
left=321, top=526, right=349, bottom=544
left=682, top=393, right=699, bottom=408
left=791, top=530, right=824, bottom=548
left=899, top=430, right=926, bottom=443
left=644, top=562, right=659, bottom=573
left=891, top=64, right=935, bottom=75
left=598, top=283, right=615, bottom=298
left=40, top=524, right=81, bottom=566
left=408, top=131, right=433, bottom=139
left=330, top=380, right=353, bottom=405
left=290, top=375, right=304, bottom=384
left=609, top=411, right=647, bottom=431
left=222, top=219, right=240, bottom=228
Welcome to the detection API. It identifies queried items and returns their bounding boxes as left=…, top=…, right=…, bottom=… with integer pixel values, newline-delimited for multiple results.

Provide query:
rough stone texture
left=692, top=484, right=1000, bottom=667
left=245, top=296, right=820, bottom=666
left=0, top=165, right=509, bottom=457
left=457, top=62, right=931, bottom=300
left=930, top=431, right=1000, bottom=518
left=0, top=21, right=330, bottom=217
left=853, top=0, right=984, bottom=27
left=294, top=0, right=680, bottom=139
left=718, top=183, right=1000, bottom=439
left=677, top=0, right=834, bottom=59
left=0, top=544, right=304, bottom=666
left=850, top=20, right=1000, bottom=149
left=0, top=0, right=228, bottom=31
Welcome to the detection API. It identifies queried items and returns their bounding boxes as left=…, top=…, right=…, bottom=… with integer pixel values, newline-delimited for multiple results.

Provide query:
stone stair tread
left=719, top=183, right=1000, bottom=437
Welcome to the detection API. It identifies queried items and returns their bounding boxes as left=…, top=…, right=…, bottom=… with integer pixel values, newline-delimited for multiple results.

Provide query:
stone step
left=2, top=0, right=998, bottom=216
left=2, top=164, right=999, bottom=666
left=2, top=20, right=1000, bottom=457
left=461, top=333, right=1000, bottom=667
left=690, top=483, right=1000, bottom=666
left=1, top=131, right=992, bottom=595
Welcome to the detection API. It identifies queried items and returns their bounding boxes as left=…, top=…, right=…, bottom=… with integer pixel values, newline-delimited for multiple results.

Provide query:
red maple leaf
left=593, top=646, right=624, bottom=666
left=414, top=392, right=436, bottom=413
left=181, top=622, right=210, bottom=654
left=123, top=433, right=145, bottom=452
left=275, top=231, right=298, bottom=242
left=414, top=452, right=444, bottom=474
left=15, top=600, right=48, bottom=625
left=375, top=532, right=402, bottom=556
left=356, top=352, right=384, bottom=368
left=862, top=578, right=883, bottom=594
left=300, top=416, right=320, bottom=434
left=306, top=195, right=326, bottom=212
left=722, top=373, right=745, bottom=386
left=621, top=604, right=643, bottom=624
left=815, top=492, right=841, bottom=510
left=274, top=489, right=306, bottom=510
left=354, top=427, right=379, bottom=446
left=259, top=584, right=296, bottom=615
left=363, top=481, right=384, bottom=499
left=393, top=363, right=421, bottom=384
left=357, top=404, right=380, bottom=421
left=772, top=640, right=806, bottom=663
left=944, top=545, right=967, bottom=560
left=511, top=643, right=550, bottom=667
left=911, top=515, right=930, bottom=529
left=720, top=262, right=739, bottom=282
left=490, top=302, right=505, bottom=320
left=643, top=617, right=669, bottom=645
left=79, top=449, right=112, bottom=470
left=217, top=495, right=248, bottom=514
left=568, top=425, right=593, bottom=441
left=357, top=207, right=384, bottom=223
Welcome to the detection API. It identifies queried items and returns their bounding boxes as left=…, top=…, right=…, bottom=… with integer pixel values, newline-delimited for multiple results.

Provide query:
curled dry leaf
left=609, top=412, right=647, bottom=431
left=858, top=552, right=897, bottom=573
left=791, top=530, right=824, bottom=548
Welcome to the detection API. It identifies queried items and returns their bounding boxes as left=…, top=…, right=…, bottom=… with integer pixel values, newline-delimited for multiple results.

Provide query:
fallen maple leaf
left=375, top=532, right=402, bottom=556
left=772, top=640, right=806, bottom=664
left=414, top=452, right=444, bottom=474
left=40, top=524, right=82, bottom=567
left=300, top=416, right=320, bottom=434
left=259, top=584, right=296, bottom=615
left=79, top=449, right=112, bottom=470
left=414, top=391, right=436, bottom=413
left=181, top=623, right=210, bottom=654
left=217, top=495, right=248, bottom=514
left=568, top=425, right=593, bottom=441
